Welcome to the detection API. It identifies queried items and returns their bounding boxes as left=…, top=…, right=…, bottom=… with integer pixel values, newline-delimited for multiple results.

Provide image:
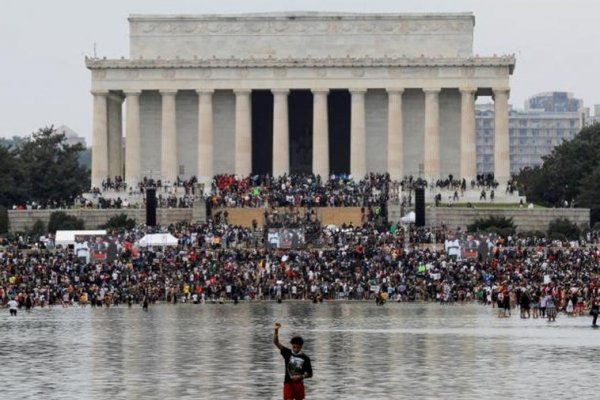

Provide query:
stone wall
left=12, top=205, right=583, bottom=233
left=129, top=13, right=475, bottom=60
left=388, top=203, right=590, bottom=232
left=211, top=207, right=364, bottom=228
left=8, top=204, right=207, bottom=232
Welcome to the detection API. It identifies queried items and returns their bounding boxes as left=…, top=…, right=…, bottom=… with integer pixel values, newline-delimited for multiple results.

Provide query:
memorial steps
left=211, top=207, right=363, bottom=228
left=424, top=187, right=526, bottom=205
left=82, top=185, right=192, bottom=206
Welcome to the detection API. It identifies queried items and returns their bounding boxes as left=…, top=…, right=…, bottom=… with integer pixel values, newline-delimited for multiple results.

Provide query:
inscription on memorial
left=131, top=19, right=471, bottom=36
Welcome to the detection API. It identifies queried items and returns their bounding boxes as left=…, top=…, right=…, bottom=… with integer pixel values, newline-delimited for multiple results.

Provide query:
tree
left=547, top=217, right=581, bottom=241
left=0, top=135, right=26, bottom=149
left=101, top=213, right=137, bottom=231
left=467, top=216, right=516, bottom=236
left=78, top=147, right=92, bottom=170
left=516, top=122, right=600, bottom=224
left=16, top=126, right=90, bottom=206
left=0, top=144, right=26, bottom=207
left=576, top=164, right=600, bottom=224
left=0, top=206, right=9, bottom=234
left=29, top=219, right=47, bottom=238
left=47, top=211, right=84, bottom=233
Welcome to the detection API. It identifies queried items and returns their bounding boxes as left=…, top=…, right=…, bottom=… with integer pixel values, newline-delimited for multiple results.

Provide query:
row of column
left=91, top=88, right=510, bottom=189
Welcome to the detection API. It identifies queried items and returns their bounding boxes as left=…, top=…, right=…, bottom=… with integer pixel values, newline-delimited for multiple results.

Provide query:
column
left=423, top=88, right=441, bottom=181
left=460, top=88, right=477, bottom=180
left=312, top=89, right=329, bottom=179
left=124, top=90, right=141, bottom=186
left=160, top=89, right=178, bottom=183
left=91, top=90, right=108, bottom=189
left=350, top=89, right=366, bottom=179
left=107, top=93, right=124, bottom=180
left=272, top=89, right=290, bottom=177
left=234, top=89, right=252, bottom=176
left=387, top=89, right=404, bottom=181
left=196, top=89, right=214, bottom=186
left=494, top=88, right=510, bottom=183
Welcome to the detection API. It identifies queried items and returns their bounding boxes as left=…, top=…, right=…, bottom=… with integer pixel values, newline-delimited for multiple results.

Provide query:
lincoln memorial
left=86, top=12, right=515, bottom=189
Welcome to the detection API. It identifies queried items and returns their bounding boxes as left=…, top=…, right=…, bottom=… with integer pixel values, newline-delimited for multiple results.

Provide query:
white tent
left=137, top=233, right=179, bottom=247
left=55, top=230, right=107, bottom=246
left=400, top=211, right=416, bottom=224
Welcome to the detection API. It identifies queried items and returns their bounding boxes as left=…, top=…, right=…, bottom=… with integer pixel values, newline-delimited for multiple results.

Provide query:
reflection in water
left=0, top=303, right=597, bottom=399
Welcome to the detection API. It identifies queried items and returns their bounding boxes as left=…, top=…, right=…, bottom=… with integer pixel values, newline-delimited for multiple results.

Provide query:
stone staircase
left=82, top=186, right=192, bottom=205
left=393, top=186, right=526, bottom=206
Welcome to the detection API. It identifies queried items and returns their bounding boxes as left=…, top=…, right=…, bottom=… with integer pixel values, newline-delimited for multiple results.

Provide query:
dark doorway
left=251, top=90, right=273, bottom=175
left=288, top=90, right=313, bottom=174
left=328, top=89, right=351, bottom=175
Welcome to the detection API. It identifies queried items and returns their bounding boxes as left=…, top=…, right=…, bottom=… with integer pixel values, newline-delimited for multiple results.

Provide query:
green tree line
left=516, top=122, right=600, bottom=225
left=0, top=126, right=90, bottom=208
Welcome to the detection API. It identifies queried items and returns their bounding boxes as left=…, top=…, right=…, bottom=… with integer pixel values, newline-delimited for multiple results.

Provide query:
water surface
left=1, top=302, right=597, bottom=399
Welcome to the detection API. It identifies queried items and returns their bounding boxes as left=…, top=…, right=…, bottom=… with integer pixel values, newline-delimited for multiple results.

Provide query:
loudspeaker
left=415, top=186, right=425, bottom=227
left=146, top=188, right=157, bottom=227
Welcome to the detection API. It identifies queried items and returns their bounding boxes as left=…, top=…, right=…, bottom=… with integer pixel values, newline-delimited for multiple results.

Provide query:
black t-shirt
left=280, top=346, right=313, bottom=383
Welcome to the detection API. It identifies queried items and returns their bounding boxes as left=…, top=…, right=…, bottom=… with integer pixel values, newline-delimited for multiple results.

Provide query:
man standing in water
left=273, top=322, right=313, bottom=400
left=7, top=297, right=19, bottom=316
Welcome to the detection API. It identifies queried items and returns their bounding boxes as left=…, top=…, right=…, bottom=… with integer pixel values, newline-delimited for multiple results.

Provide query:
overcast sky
left=1, top=0, right=598, bottom=142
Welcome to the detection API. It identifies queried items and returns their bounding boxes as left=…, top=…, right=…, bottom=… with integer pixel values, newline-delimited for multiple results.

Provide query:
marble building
left=86, top=12, right=515, bottom=188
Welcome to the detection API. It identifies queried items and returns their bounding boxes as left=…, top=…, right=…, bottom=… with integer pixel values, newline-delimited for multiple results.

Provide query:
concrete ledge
left=10, top=205, right=587, bottom=233
left=416, top=207, right=589, bottom=232
left=211, top=207, right=364, bottom=228
left=8, top=205, right=206, bottom=232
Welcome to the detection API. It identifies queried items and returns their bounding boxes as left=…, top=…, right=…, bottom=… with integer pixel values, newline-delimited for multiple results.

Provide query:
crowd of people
left=2, top=218, right=600, bottom=324
left=207, top=173, right=390, bottom=208
left=12, top=172, right=522, bottom=213
left=388, top=174, right=517, bottom=207
left=93, top=176, right=201, bottom=196
left=80, top=176, right=202, bottom=209
left=5, top=170, right=599, bottom=323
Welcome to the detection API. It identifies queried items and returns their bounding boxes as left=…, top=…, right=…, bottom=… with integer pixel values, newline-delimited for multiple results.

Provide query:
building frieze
left=130, top=20, right=471, bottom=36
left=86, top=55, right=515, bottom=73
left=129, top=13, right=473, bottom=36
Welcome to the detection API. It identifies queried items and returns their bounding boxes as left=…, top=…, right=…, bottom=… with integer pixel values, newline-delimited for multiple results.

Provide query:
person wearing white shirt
left=7, top=298, right=18, bottom=316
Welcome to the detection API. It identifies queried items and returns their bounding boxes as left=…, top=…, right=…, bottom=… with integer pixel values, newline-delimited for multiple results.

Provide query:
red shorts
left=283, top=381, right=305, bottom=400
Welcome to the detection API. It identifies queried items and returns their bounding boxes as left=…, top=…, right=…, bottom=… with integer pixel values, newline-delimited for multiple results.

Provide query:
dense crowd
left=2, top=220, right=600, bottom=319
left=93, top=176, right=201, bottom=196
left=207, top=173, right=390, bottom=208
left=13, top=172, right=522, bottom=212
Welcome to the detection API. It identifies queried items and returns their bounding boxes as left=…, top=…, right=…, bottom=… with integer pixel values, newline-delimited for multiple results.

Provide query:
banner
left=74, top=234, right=121, bottom=263
left=267, top=228, right=305, bottom=249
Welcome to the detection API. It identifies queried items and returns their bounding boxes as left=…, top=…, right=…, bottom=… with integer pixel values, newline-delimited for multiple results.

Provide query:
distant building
left=587, top=105, right=600, bottom=125
left=56, top=125, right=87, bottom=147
left=476, top=92, right=585, bottom=175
